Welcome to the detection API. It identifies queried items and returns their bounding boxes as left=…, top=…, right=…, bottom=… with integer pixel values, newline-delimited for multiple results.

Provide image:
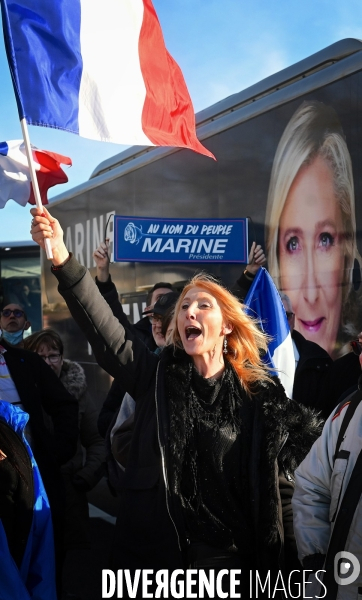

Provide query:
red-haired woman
left=31, top=207, right=321, bottom=597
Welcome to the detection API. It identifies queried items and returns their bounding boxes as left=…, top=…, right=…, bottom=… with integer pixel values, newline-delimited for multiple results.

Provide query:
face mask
left=1, top=329, right=24, bottom=346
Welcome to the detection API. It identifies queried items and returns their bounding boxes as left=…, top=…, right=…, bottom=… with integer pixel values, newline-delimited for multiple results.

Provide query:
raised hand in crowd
left=245, top=241, right=267, bottom=276
left=30, top=207, right=69, bottom=265
left=232, top=241, right=267, bottom=300
left=93, top=239, right=111, bottom=283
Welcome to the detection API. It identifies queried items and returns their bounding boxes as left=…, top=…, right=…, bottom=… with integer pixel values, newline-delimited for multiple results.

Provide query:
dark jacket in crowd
left=0, top=340, right=79, bottom=513
left=95, top=275, right=156, bottom=437
left=324, top=351, right=361, bottom=415
left=59, top=359, right=106, bottom=549
left=52, top=256, right=322, bottom=586
left=95, top=275, right=156, bottom=350
left=98, top=378, right=124, bottom=438
left=232, top=269, right=256, bottom=301
left=292, top=330, right=332, bottom=416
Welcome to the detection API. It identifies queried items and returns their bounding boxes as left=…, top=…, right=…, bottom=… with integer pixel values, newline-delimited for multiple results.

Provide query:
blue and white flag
left=244, top=267, right=295, bottom=398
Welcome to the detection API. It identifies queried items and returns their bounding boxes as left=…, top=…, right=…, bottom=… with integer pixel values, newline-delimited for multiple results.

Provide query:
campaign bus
left=43, top=38, right=362, bottom=407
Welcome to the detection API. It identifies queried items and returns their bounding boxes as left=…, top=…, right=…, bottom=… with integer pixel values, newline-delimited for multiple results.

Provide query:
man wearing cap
left=142, top=291, right=179, bottom=350
left=93, top=240, right=173, bottom=351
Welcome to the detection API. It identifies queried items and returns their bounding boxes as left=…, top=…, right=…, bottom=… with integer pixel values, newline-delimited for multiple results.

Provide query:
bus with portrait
left=43, top=38, right=362, bottom=407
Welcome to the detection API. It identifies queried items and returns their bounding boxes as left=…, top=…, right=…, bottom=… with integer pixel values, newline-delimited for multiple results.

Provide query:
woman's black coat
left=52, top=257, right=322, bottom=581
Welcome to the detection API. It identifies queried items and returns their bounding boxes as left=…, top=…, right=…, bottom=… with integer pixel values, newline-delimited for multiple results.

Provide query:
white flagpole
left=20, top=118, right=53, bottom=259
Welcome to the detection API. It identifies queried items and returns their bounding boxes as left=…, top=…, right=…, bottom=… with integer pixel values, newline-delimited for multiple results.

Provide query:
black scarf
left=165, top=353, right=253, bottom=529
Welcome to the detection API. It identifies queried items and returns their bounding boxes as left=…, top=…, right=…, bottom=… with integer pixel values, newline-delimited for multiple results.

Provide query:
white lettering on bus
left=74, top=223, right=85, bottom=264
left=64, top=211, right=115, bottom=267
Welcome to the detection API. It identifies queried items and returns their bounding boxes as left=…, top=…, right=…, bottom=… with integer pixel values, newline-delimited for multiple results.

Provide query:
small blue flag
left=244, top=267, right=295, bottom=398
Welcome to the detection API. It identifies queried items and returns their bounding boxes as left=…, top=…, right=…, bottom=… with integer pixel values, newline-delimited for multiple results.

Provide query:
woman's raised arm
left=30, top=207, right=158, bottom=399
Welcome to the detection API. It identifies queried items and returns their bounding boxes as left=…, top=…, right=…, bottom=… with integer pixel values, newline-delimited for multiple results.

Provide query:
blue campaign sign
left=113, top=216, right=248, bottom=263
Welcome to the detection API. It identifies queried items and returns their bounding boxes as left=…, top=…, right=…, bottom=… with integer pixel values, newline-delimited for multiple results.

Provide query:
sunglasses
left=350, top=340, right=362, bottom=356
left=1, top=308, right=25, bottom=318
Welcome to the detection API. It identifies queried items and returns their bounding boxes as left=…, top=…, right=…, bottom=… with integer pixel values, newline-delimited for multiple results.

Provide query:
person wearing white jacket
left=292, top=341, right=362, bottom=600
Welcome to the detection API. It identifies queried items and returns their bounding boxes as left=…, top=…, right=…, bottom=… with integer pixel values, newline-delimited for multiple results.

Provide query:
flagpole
left=20, top=118, right=53, bottom=259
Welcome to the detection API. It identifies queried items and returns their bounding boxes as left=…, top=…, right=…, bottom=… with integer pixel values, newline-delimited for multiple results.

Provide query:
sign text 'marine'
left=114, top=216, right=248, bottom=263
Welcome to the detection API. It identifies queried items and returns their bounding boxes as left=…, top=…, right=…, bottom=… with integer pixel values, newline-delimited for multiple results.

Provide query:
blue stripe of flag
left=1, top=0, right=82, bottom=131
left=244, top=267, right=290, bottom=371
left=0, top=142, right=9, bottom=156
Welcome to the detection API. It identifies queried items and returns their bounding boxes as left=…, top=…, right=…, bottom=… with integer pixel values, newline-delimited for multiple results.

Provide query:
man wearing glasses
left=0, top=302, right=78, bottom=455
left=0, top=303, right=31, bottom=347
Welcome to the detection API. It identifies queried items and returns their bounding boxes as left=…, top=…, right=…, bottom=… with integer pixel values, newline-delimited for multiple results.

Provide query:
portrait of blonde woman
left=266, top=100, right=361, bottom=358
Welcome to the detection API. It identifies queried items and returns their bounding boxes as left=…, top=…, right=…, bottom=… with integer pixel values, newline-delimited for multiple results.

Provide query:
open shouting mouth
left=185, top=326, right=202, bottom=340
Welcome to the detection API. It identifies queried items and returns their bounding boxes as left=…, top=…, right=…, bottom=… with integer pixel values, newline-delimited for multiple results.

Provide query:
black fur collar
left=161, top=345, right=323, bottom=551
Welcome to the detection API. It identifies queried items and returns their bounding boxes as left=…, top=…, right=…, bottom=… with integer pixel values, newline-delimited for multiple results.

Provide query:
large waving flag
left=0, top=141, right=71, bottom=208
left=0, top=0, right=214, bottom=159
left=244, top=267, right=295, bottom=398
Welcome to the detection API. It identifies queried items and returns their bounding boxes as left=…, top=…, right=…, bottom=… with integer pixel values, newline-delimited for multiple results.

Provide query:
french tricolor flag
left=0, top=141, right=71, bottom=208
left=1, top=0, right=214, bottom=158
left=244, top=268, right=295, bottom=398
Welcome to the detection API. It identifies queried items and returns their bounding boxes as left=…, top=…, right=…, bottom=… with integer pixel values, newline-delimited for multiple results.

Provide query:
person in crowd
left=280, top=293, right=332, bottom=415
left=0, top=329, right=78, bottom=597
left=266, top=100, right=362, bottom=358
left=232, top=241, right=267, bottom=299
left=113, top=290, right=180, bottom=424
left=93, top=239, right=173, bottom=351
left=108, top=291, right=179, bottom=483
left=331, top=332, right=362, bottom=403
left=31, top=206, right=323, bottom=596
left=142, top=290, right=179, bottom=349
left=0, top=303, right=31, bottom=347
left=0, top=400, right=56, bottom=599
left=324, top=331, right=362, bottom=415
left=94, top=239, right=176, bottom=437
left=292, top=342, right=362, bottom=599
left=24, top=330, right=106, bottom=546
left=24, top=328, right=106, bottom=600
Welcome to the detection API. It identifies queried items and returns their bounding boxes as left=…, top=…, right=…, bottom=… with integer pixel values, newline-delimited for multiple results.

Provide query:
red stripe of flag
left=139, top=0, right=215, bottom=159
left=29, top=149, right=72, bottom=205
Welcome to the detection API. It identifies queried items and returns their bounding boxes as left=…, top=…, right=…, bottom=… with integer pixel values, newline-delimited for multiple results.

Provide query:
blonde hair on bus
left=266, top=100, right=360, bottom=305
